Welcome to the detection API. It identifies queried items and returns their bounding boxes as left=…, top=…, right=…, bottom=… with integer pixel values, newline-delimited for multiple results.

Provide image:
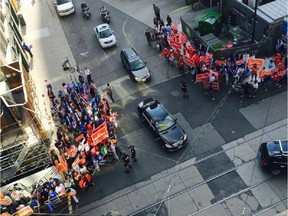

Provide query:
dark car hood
left=159, top=124, right=184, bottom=144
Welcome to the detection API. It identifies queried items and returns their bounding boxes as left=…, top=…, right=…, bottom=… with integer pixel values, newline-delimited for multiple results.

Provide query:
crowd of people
left=47, top=67, right=121, bottom=193
left=145, top=5, right=287, bottom=101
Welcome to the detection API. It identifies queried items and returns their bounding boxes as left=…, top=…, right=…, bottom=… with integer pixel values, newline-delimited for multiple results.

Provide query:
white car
left=54, top=0, right=75, bottom=16
left=94, top=24, right=117, bottom=48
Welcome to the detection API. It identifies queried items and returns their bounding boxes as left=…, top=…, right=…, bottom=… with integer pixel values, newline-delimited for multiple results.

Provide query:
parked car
left=54, top=0, right=75, bottom=16
left=94, top=24, right=117, bottom=48
left=258, top=140, right=287, bottom=175
left=137, top=98, right=187, bottom=151
left=120, top=47, right=151, bottom=83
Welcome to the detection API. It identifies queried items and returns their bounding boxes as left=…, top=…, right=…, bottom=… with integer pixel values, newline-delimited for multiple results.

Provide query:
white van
left=54, top=0, right=75, bottom=16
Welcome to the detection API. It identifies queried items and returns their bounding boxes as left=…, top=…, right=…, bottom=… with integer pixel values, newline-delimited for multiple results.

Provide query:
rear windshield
left=57, top=0, right=70, bottom=5
left=281, top=140, right=288, bottom=152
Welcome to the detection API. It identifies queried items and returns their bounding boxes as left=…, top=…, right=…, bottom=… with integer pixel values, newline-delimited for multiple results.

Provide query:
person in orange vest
left=177, top=57, right=185, bottom=74
left=251, top=63, right=259, bottom=82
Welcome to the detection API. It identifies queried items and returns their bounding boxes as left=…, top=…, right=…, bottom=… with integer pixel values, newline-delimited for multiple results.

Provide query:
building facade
left=0, top=0, right=52, bottom=187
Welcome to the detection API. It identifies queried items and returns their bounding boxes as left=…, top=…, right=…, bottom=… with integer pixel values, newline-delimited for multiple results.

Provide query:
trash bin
left=198, top=11, right=222, bottom=36
left=17, top=14, right=26, bottom=26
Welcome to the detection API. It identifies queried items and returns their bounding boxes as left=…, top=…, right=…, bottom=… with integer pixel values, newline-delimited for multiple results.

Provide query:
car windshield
left=99, top=29, right=112, bottom=38
left=130, top=58, right=146, bottom=71
left=56, top=0, right=70, bottom=5
left=155, top=115, right=175, bottom=132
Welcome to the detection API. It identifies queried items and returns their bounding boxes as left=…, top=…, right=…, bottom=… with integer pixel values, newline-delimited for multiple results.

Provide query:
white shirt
left=209, top=75, right=216, bottom=83
left=55, top=183, right=66, bottom=195
left=252, top=82, right=259, bottom=89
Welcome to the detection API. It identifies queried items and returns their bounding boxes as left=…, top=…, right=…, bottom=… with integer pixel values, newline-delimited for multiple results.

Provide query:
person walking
left=177, top=57, right=185, bottom=74
left=251, top=63, right=258, bottom=82
left=145, top=29, right=152, bottom=46
left=106, top=83, right=115, bottom=103
left=206, top=74, right=216, bottom=100
left=122, top=153, right=132, bottom=172
left=128, top=145, right=137, bottom=162
left=153, top=4, right=161, bottom=21
left=180, top=81, right=188, bottom=98
left=110, top=143, right=119, bottom=161
left=22, top=43, right=33, bottom=57
left=84, top=67, right=92, bottom=84
left=251, top=80, right=259, bottom=97
left=166, top=15, right=172, bottom=26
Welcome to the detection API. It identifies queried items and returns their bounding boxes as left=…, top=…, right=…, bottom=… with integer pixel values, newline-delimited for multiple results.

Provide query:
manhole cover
left=172, top=90, right=180, bottom=96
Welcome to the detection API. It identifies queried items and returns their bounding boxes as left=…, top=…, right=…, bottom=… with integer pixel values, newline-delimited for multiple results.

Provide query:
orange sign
left=15, top=206, right=34, bottom=216
left=259, top=69, right=272, bottom=79
left=91, top=122, right=108, bottom=145
left=196, top=73, right=210, bottom=82
left=247, top=58, right=264, bottom=67
left=278, top=69, right=287, bottom=77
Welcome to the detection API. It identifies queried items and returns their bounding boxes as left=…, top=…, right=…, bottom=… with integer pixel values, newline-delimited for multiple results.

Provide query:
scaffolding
left=0, top=58, right=53, bottom=187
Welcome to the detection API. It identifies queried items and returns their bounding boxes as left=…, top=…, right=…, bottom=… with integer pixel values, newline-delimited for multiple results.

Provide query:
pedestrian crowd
left=145, top=5, right=287, bottom=101
left=46, top=67, right=122, bottom=193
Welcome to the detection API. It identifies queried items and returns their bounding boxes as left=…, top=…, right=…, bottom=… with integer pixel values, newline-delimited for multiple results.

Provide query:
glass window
left=130, top=58, right=145, bottom=71
left=155, top=115, right=175, bottom=132
left=99, top=29, right=112, bottom=38
left=57, top=0, right=71, bottom=5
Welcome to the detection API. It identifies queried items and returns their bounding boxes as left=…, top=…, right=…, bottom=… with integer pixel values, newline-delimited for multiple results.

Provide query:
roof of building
left=257, top=0, right=288, bottom=23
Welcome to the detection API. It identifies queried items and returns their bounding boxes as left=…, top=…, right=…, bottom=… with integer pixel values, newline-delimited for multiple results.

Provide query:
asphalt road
left=57, top=0, right=287, bottom=210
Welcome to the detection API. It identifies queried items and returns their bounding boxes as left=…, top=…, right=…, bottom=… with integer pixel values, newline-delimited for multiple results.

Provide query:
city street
left=17, top=0, right=287, bottom=215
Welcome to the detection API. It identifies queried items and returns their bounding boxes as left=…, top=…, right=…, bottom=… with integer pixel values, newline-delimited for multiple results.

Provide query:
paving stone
left=240, top=193, right=259, bottom=212
left=265, top=126, right=288, bottom=141
left=267, top=177, right=288, bottom=200
left=178, top=165, right=203, bottom=184
left=196, top=203, right=230, bottom=216
left=115, top=205, right=134, bottom=216
left=105, top=195, right=131, bottom=212
left=225, top=197, right=251, bottom=216
left=79, top=204, right=108, bottom=215
left=164, top=192, right=198, bottom=216
left=251, top=182, right=281, bottom=208
left=236, top=160, right=271, bottom=186
left=188, top=183, right=214, bottom=209
left=127, top=183, right=157, bottom=203
left=234, top=143, right=257, bottom=162
left=174, top=157, right=196, bottom=170
left=222, top=141, right=238, bottom=151
left=130, top=193, right=160, bottom=212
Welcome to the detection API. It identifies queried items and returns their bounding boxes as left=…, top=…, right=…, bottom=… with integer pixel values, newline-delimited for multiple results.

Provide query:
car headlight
left=135, top=77, right=142, bottom=81
left=183, top=134, right=187, bottom=140
left=165, top=144, right=173, bottom=148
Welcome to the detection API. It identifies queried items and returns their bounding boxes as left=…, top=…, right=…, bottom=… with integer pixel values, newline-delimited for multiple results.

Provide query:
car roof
left=143, top=99, right=168, bottom=121
left=96, top=24, right=110, bottom=31
left=122, top=47, right=139, bottom=61
left=266, top=140, right=288, bottom=157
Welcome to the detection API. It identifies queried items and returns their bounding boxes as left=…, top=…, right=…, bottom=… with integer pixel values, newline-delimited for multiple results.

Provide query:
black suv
left=258, top=140, right=288, bottom=175
left=120, top=47, right=151, bottom=83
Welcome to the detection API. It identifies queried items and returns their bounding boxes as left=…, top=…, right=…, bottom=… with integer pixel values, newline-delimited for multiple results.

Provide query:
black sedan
left=137, top=98, right=187, bottom=151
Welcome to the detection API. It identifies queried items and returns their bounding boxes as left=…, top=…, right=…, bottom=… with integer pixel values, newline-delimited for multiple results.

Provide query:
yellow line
left=122, top=17, right=136, bottom=51
left=168, top=5, right=191, bottom=15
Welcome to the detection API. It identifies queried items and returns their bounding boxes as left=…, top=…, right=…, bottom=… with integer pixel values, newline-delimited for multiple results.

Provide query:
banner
left=75, top=134, right=84, bottom=142
left=215, top=60, right=225, bottom=66
left=91, top=122, right=108, bottom=145
left=15, top=206, right=34, bottom=216
left=203, top=82, right=220, bottom=90
left=247, top=58, right=264, bottom=67
left=278, top=69, right=287, bottom=77
left=196, top=73, right=209, bottom=82
left=258, top=68, right=278, bottom=79
left=236, top=59, right=245, bottom=65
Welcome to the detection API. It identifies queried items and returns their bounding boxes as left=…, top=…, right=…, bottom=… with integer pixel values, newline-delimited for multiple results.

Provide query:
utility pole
left=251, top=0, right=258, bottom=43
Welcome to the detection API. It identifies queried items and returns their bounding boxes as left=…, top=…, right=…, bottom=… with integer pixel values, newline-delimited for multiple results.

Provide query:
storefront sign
left=196, top=73, right=210, bottom=82
left=91, top=122, right=108, bottom=145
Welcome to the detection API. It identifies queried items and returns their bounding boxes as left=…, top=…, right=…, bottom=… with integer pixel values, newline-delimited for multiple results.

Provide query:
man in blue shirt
left=22, top=43, right=33, bottom=57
